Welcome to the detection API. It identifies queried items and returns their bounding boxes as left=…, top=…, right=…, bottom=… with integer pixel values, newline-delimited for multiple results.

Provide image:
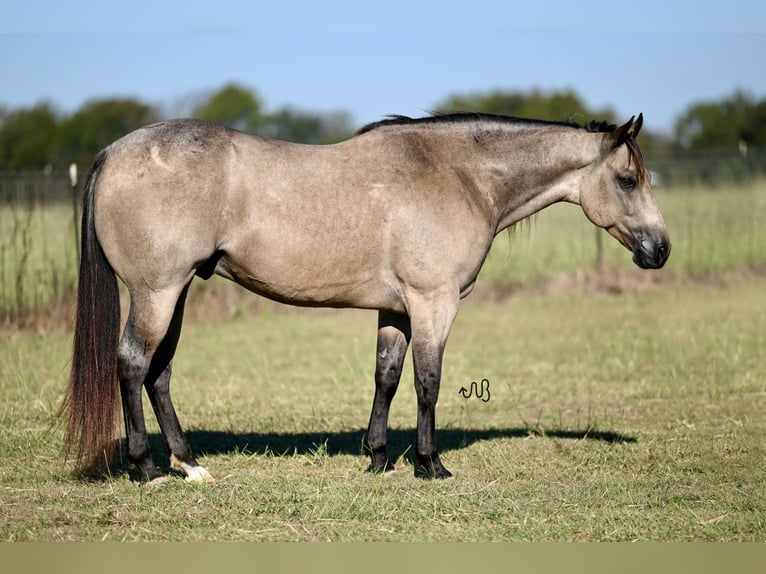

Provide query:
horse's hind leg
left=119, top=281, right=210, bottom=482
left=143, top=285, right=213, bottom=483
left=364, top=310, right=411, bottom=473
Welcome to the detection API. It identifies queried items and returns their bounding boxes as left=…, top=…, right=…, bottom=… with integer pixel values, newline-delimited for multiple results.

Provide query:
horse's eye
left=618, top=175, right=637, bottom=191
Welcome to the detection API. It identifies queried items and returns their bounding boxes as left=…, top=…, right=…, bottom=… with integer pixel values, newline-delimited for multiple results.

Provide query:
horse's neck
left=464, top=127, right=602, bottom=233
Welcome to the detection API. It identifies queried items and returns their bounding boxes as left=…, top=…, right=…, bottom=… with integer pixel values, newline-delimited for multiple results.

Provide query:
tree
left=55, top=98, right=158, bottom=167
left=192, top=84, right=353, bottom=143
left=434, top=88, right=615, bottom=125
left=192, top=84, right=262, bottom=131
left=0, top=103, right=58, bottom=170
left=259, top=108, right=353, bottom=144
left=674, top=91, right=766, bottom=150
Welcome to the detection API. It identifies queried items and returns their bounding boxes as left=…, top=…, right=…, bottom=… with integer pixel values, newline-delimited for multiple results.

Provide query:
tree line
left=1, top=84, right=764, bottom=171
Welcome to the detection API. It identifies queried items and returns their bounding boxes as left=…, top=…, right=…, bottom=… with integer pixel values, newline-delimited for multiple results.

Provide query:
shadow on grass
left=100, top=426, right=636, bottom=480
left=186, top=426, right=635, bottom=459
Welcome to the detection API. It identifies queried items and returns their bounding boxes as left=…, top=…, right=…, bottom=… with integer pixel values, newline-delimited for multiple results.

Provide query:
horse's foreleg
left=365, top=310, right=411, bottom=473
left=408, top=292, right=459, bottom=479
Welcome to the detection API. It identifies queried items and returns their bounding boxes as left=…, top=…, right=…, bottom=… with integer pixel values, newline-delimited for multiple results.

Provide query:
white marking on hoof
left=184, top=465, right=215, bottom=483
left=171, top=455, right=215, bottom=483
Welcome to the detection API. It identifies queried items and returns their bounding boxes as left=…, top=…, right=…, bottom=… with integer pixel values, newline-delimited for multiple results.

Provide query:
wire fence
left=1, top=170, right=79, bottom=324
left=648, top=147, right=766, bottom=187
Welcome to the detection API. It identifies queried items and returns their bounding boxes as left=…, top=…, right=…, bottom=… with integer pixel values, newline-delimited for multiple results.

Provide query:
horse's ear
left=631, top=113, right=644, bottom=138
left=605, top=114, right=642, bottom=150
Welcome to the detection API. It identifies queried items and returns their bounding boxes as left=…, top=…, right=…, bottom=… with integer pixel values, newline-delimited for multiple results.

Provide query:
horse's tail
left=61, top=148, right=121, bottom=475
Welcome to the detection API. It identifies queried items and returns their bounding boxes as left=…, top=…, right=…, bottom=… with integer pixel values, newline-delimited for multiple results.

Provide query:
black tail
left=61, top=149, right=121, bottom=475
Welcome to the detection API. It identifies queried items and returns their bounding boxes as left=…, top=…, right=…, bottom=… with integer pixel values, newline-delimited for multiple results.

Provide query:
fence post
left=595, top=228, right=603, bottom=269
left=69, top=163, right=80, bottom=265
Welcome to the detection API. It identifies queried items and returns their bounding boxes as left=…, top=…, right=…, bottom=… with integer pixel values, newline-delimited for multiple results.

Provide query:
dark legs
left=408, top=292, right=458, bottom=479
left=118, top=283, right=212, bottom=482
left=410, top=336, right=451, bottom=478
left=118, top=322, right=163, bottom=481
left=365, top=311, right=411, bottom=473
left=121, top=279, right=457, bottom=482
left=365, top=291, right=458, bottom=479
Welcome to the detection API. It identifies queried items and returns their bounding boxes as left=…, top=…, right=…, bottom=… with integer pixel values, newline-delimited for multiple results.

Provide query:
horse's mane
left=355, top=112, right=586, bottom=135
left=584, top=119, right=617, bottom=133
left=356, top=112, right=647, bottom=185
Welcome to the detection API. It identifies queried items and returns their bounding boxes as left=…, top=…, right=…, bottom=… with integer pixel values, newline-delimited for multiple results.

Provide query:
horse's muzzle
left=632, top=233, right=671, bottom=269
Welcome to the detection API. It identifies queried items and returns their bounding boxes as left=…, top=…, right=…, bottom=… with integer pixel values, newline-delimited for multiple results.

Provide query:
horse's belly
left=215, top=252, right=404, bottom=312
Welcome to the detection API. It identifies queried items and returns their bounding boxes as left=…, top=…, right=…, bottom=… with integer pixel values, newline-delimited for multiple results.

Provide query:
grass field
left=1, top=273, right=764, bottom=541
left=0, top=202, right=78, bottom=320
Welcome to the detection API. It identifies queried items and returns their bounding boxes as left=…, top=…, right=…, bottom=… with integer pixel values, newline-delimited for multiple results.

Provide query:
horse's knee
left=375, top=356, right=403, bottom=390
left=375, top=342, right=407, bottom=390
left=413, top=368, right=441, bottom=405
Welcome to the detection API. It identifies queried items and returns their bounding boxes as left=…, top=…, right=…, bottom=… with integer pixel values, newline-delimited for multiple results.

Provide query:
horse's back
left=91, top=119, right=494, bottom=310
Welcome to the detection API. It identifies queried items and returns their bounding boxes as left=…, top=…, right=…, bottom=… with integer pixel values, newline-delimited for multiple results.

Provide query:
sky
left=2, top=1, right=766, bottom=135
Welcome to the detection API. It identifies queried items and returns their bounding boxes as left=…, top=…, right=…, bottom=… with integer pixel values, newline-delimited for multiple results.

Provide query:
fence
left=1, top=170, right=79, bottom=324
left=648, top=147, right=766, bottom=187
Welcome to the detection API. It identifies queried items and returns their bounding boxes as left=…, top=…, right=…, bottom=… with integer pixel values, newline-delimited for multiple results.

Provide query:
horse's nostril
left=659, top=241, right=671, bottom=260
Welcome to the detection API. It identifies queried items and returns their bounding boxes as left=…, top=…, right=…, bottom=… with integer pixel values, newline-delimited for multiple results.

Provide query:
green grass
left=1, top=277, right=764, bottom=541
left=0, top=202, right=79, bottom=317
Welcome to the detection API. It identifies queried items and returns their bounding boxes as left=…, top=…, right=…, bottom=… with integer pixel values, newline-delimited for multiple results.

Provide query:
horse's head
left=579, top=114, right=670, bottom=269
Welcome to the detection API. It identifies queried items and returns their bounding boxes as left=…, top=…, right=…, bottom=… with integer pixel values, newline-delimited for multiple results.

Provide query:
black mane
left=355, top=111, right=645, bottom=185
left=356, top=112, right=617, bottom=136
left=584, top=119, right=618, bottom=133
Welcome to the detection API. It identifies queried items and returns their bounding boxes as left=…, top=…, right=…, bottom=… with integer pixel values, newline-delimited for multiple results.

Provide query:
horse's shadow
left=109, top=426, right=635, bottom=478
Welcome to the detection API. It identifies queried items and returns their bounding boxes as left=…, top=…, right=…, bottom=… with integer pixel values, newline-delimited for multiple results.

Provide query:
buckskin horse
left=62, top=112, right=670, bottom=482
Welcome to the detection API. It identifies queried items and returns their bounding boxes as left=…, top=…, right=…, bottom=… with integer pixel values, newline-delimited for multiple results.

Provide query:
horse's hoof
left=414, top=455, right=453, bottom=479
left=171, top=455, right=215, bottom=483
left=415, top=468, right=454, bottom=480
left=184, top=465, right=215, bottom=483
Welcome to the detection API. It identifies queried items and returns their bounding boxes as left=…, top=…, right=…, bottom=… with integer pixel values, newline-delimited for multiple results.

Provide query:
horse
left=62, top=112, right=670, bottom=482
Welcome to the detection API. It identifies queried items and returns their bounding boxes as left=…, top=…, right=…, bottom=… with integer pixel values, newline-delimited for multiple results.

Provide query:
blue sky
left=2, top=1, right=765, bottom=134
